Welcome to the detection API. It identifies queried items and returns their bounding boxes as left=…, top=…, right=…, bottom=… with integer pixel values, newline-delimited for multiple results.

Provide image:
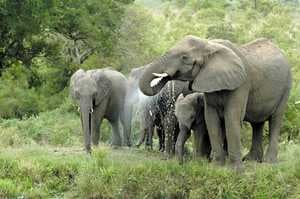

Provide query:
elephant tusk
left=152, top=72, right=169, bottom=77
left=77, top=106, right=80, bottom=112
left=90, top=108, right=94, bottom=113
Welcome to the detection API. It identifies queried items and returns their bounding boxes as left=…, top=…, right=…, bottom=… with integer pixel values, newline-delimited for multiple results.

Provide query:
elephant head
left=70, top=69, right=112, bottom=152
left=139, top=35, right=247, bottom=96
left=175, top=93, right=204, bottom=130
left=127, top=66, right=148, bottom=103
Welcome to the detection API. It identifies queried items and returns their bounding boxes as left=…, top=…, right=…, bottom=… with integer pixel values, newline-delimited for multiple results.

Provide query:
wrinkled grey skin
left=139, top=36, right=292, bottom=170
left=175, top=93, right=211, bottom=164
left=70, top=68, right=131, bottom=152
left=136, top=97, right=165, bottom=151
left=127, top=66, right=191, bottom=155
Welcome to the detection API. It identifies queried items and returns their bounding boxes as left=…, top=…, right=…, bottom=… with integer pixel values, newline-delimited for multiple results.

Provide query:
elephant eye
left=182, top=55, right=188, bottom=60
left=181, top=54, right=193, bottom=65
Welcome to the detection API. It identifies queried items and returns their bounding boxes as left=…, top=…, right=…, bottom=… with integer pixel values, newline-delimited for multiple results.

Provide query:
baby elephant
left=175, top=93, right=211, bottom=164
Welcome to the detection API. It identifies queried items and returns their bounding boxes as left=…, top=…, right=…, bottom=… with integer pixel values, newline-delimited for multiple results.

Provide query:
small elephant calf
left=175, top=93, right=211, bottom=164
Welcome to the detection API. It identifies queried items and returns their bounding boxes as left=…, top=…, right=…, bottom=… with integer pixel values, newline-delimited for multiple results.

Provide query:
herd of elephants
left=70, top=35, right=292, bottom=170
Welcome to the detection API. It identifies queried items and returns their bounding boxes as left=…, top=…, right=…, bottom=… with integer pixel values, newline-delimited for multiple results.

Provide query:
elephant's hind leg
left=157, top=126, right=165, bottom=152
left=243, top=122, right=264, bottom=162
left=264, top=90, right=289, bottom=163
left=145, top=124, right=154, bottom=150
left=120, top=108, right=132, bottom=147
left=110, top=120, right=122, bottom=147
left=264, top=115, right=282, bottom=163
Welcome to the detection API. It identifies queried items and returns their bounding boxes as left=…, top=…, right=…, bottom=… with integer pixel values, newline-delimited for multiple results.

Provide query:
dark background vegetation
left=0, top=0, right=299, bottom=198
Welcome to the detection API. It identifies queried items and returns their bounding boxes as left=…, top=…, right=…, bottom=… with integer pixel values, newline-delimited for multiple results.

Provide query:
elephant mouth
left=150, top=73, right=170, bottom=89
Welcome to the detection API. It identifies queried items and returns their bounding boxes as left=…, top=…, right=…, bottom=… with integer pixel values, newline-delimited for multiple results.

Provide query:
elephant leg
left=120, top=104, right=132, bottom=147
left=194, top=126, right=211, bottom=159
left=163, top=115, right=177, bottom=158
left=204, top=103, right=226, bottom=165
left=172, top=123, right=180, bottom=154
left=136, top=111, right=151, bottom=148
left=175, top=125, right=191, bottom=164
left=136, top=127, right=146, bottom=148
left=110, top=120, right=122, bottom=146
left=91, top=117, right=101, bottom=146
left=264, top=90, right=289, bottom=163
left=224, top=92, right=248, bottom=171
left=81, top=114, right=91, bottom=153
left=221, top=121, right=228, bottom=156
left=91, top=106, right=104, bottom=146
left=243, top=122, right=264, bottom=162
left=145, top=123, right=154, bottom=150
left=264, top=115, right=282, bottom=163
left=157, top=125, right=165, bottom=152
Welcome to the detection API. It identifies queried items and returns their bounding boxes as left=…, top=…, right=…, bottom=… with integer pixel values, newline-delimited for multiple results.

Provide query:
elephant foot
left=159, top=147, right=165, bottom=152
left=228, top=160, right=244, bottom=173
left=145, top=144, right=153, bottom=151
left=211, top=153, right=226, bottom=166
left=85, top=146, right=92, bottom=154
left=111, top=145, right=121, bottom=149
left=178, top=157, right=184, bottom=165
left=124, top=141, right=132, bottom=147
left=243, top=151, right=263, bottom=162
left=263, top=153, right=278, bottom=163
left=162, top=152, right=173, bottom=160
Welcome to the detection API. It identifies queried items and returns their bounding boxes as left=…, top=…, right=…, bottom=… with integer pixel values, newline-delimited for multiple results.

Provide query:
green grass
left=0, top=143, right=299, bottom=198
left=0, top=105, right=299, bottom=198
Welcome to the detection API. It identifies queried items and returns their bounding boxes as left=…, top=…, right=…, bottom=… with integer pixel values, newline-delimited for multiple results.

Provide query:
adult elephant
left=70, top=68, right=131, bottom=153
left=126, top=66, right=191, bottom=155
left=139, top=36, right=292, bottom=170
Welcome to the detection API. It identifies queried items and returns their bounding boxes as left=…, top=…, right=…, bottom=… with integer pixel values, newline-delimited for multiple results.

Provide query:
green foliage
left=0, top=0, right=134, bottom=118
left=0, top=99, right=117, bottom=147
left=0, top=0, right=300, bottom=196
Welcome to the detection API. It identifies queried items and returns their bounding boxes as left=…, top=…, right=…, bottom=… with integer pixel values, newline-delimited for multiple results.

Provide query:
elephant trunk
left=80, top=99, right=93, bottom=153
left=139, top=63, right=171, bottom=96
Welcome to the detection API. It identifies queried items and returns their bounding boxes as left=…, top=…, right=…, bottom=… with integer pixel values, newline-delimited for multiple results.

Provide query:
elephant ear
left=192, top=41, right=247, bottom=93
left=90, top=70, right=112, bottom=106
left=70, top=69, right=85, bottom=101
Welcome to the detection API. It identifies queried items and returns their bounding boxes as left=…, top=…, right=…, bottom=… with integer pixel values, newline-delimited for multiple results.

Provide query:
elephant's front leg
left=80, top=114, right=91, bottom=153
left=224, top=92, right=247, bottom=171
left=175, top=124, right=191, bottom=164
left=91, top=105, right=104, bottom=146
left=205, top=103, right=226, bottom=165
left=163, top=115, right=177, bottom=158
